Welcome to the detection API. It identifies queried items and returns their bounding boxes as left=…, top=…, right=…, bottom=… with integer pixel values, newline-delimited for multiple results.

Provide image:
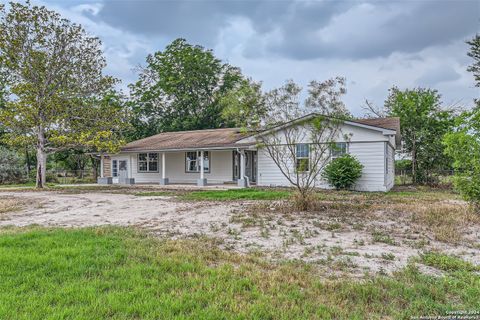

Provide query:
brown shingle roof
left=121, top=128, right=253, bottom=152
left=122, top=117, right=401, bottom=152
left=354, top=117, right=401, bottom=145
left=354, top=117, right=400, bottom=131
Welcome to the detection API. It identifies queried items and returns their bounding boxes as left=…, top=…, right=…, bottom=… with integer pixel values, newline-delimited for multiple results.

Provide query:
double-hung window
left=331, top=142, right=348, bottom=159
left=296, top=144, right=310, bottom=172
left=186, top=151, right=210, bottom=173
left=138, top=153, right=159, bottom=172
left=112, top=160, right=118, bottom=177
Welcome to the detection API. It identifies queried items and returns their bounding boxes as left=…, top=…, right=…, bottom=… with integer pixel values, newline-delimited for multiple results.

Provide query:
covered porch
left=98, top=128, right=257, bottom=187
left=99, top=148, right=257, bottom=188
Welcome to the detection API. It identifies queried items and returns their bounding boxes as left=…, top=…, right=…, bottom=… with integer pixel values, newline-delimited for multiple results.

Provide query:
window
left=331, top=142, right=348, bottom=159
left=112, top=160, right=118, bottom=177
left=185, top=151, right=210, bottom=173
left=296, top=144, right=309, bottom=172
left=138, top=153, right=158, bottom=172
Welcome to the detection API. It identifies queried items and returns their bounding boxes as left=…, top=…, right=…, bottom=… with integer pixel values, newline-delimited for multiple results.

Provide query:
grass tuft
left=411, top=203, right=480, bottom=243
left=420, top=252, right=479, bottom=272
left=0, top=198, right=25, bottom=214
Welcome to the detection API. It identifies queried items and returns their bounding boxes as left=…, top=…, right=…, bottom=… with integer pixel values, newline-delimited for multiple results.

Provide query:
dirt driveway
left=1, top=190, right=479, bottom=277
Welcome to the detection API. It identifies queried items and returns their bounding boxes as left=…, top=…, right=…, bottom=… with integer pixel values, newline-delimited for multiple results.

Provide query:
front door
left=245, top=151, right=256, bottom=183
left=233, top=151, right=257, bottom=183
left=118, top=159, right=128, bottom=179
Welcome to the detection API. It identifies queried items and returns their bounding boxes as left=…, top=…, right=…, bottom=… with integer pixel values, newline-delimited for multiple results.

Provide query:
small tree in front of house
left=0, top=2, right=129, bottom=188
left=258, top=78, right=350, bottom=210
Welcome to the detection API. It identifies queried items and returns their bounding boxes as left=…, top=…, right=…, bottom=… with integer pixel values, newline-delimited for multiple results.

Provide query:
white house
left=99, top=114, right=400, bottom=192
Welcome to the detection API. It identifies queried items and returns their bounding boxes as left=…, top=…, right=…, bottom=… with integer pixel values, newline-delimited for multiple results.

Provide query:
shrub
left=322, top=154, right=363, bottom=190
left=0, top=147, right=25, bottom=184
left=395, top=159, right=411, bottom=171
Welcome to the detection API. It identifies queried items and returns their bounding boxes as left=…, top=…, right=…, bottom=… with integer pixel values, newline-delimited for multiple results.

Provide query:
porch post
left=160, top=152, right=169, bottom=185
left=100, top=153, right=104, bottom=178
left=197, top=150, right=207, bottom=186
left=238, top=150, right=248, bottom=188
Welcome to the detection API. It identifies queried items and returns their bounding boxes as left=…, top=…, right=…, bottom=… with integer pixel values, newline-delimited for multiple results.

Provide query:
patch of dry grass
left=410, top=203, right=480, bottom=243
left=0, top=198, right=24, bottom=214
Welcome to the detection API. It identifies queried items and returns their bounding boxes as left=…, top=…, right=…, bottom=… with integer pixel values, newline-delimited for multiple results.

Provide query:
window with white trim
left=185, top=151, right=210, bottom=173
left=138, top=153, right=158, bottom=172
left=112, top=160, right=118, bottom=177
left=331, top=142, right=348, bottom=159
left=295, top=144, right=310, bottom=172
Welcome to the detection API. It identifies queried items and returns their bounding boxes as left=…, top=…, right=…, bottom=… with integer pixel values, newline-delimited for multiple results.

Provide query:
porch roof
left=121, top=128, right=255, bottom=152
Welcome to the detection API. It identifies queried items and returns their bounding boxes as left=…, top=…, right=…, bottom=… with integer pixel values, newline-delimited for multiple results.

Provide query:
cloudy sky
left=24, top=0, right=480, bottom=115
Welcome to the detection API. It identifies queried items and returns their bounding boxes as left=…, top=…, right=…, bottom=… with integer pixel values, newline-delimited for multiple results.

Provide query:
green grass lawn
left=180, top=188, right=292, bottom=201
left=0, top=182, right=57, bottom=189
left=0, top=227, right=478, bottom=319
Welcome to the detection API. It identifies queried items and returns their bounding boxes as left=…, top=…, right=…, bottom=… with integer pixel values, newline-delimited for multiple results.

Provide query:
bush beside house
left=322, top=154, right=363, bottom=190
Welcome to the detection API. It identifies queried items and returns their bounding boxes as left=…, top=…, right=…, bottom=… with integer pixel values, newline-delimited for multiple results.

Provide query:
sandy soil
left=1, top=191, right=478, bottom=277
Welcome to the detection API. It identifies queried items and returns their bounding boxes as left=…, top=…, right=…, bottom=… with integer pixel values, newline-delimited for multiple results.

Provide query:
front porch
left=99, top=148, right=257, bottom=188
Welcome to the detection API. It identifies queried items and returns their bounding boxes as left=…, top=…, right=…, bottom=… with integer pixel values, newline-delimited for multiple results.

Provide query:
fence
left=395, top=168, right=456, bottom=187
left=46, top=169, right=97, bottom=184
left=1, top=169, right=97, bottom=185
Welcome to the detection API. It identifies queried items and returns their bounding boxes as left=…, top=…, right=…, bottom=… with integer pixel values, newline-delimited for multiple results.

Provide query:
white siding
left=110, top=150, right=234, bottom=184
left=349, top=142, right=386, bottom=191
left=257, top=149, right=291, bottom=186
left=257, top=142, right=389, bottom=191
left=385, top=143, right=395, bottom=190
left=255, top=122, right=395, bottom=192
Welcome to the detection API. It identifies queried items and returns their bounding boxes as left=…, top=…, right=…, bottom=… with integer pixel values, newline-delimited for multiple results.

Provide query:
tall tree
left=466, top=34, right=480, bottom=88
left=258, top=78, right=350, bottom=210
left=384, top=87, right=454, bottom=184
left=129, top=39, right=262, bottom=139
left=0, top=2, right=128, bottom=188
left=219, top=78, right=266, bottom=129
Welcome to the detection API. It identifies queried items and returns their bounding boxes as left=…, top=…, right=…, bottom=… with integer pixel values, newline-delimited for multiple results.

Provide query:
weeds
left=0, top=198, right=25, bottom=214
left=371, top=231, right=398, bottom=245
left=420, top=252, right=479, bottom=272
left=411, top=203, right=480, bottom=243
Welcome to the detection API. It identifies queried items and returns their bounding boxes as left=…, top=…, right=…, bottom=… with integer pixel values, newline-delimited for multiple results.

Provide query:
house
left=98, top=114, right=400, bottom=192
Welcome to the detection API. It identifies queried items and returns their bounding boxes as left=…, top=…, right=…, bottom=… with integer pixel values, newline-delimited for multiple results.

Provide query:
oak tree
left=0, top=2, right=128, bottom=188
left=129, top=39, right=263, bottom=138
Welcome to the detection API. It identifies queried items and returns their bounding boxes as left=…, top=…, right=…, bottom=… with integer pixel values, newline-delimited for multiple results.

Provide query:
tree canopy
left=128, top=39, right=265, bottom=139
left=0, top=1, right=129, bottom=187
left=384, top=87, right=455, bottom=184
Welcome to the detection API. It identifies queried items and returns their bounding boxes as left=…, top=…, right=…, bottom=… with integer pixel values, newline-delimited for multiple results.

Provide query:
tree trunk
left=411, top=138, right=416, bottom=185
left=25, top=148, right=31, bottom=176
left=36, top=128, right=47, bottom=188
left=91, top=155, right=98, bottom=179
